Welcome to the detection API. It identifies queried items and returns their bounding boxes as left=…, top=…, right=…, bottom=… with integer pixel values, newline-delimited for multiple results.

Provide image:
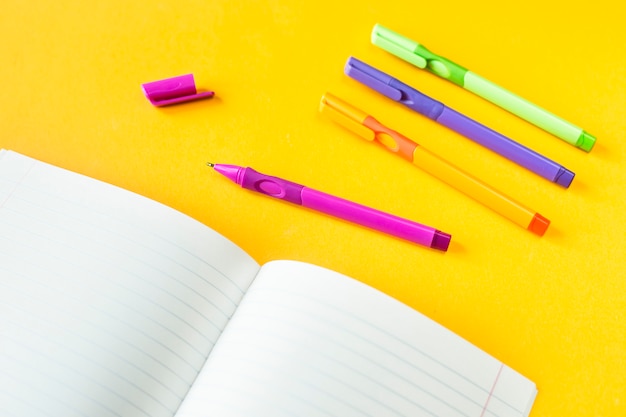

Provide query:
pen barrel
left=300, top=187, right=440, bottom=248
left=436, top=108, right=575, bottom=187
left=235, top=167, right=449, bottom=249
left=411, top=147, right=548, bottom=233
left=463, top=72, right=587, bottom=148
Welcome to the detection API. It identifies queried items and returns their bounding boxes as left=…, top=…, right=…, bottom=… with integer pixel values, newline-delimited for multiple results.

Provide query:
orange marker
left=320, top=93, right=549, bottom=236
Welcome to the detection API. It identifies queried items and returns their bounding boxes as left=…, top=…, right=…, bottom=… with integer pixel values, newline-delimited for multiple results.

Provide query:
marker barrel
left=412, top=147, right=549, bottom=235
left=436, top=107, right=575, bottom=187
left=216, top=164, right=451, bottom=251
left=300, top=187, right=449, bottom=249
left=464, top=72, right=595, bottom=151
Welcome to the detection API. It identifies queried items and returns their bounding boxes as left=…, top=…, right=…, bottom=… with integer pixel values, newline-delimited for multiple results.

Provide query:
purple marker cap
left=345, top=58, right=403, bottom=101
left=431, top=230, right=451, bottom=251
left=554, top=167, right=575, bottom=188
left=141, top=74, right=214, bottom=107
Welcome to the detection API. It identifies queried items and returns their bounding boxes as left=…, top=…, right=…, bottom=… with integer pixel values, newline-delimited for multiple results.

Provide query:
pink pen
left=208, top=163, right=451, bottom=251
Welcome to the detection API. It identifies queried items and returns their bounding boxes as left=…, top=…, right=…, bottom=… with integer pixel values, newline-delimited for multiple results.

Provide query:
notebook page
left=0, top=151, right=260, bottom=417
left=175, top=260, right=536, bottom=417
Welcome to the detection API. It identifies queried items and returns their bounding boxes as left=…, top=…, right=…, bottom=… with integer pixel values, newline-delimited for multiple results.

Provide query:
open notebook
left=0, top=150, right=537, bottom=417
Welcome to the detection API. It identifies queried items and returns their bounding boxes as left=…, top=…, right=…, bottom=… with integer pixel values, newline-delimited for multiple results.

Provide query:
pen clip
left=371, top=24, right=427, bottom=69
left=344, top=57, right=403, bottom=101
left=320, top=93, right=375, bottom=141
left=371, top=24, right=468, bottom=87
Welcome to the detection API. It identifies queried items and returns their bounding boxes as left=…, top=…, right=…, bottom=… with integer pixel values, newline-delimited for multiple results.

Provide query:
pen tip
left=206, top=162, right=215, bottom=167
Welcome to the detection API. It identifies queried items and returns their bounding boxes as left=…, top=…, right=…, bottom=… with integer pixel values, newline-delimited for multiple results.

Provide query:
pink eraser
left=141, top=74, right=214, bottom=107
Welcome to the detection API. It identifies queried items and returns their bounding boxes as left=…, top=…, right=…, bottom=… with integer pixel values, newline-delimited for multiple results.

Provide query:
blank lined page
left=176, top=260, right=536, bottom=417
left=0, top=151, right=260, bottom=417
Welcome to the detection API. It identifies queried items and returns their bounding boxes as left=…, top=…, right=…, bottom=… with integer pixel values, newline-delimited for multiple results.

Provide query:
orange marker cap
left=528, top=213, right=550, bottom=236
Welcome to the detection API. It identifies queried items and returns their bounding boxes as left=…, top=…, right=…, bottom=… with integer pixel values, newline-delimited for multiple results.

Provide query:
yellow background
left=2, top=1, right=624, bottom=415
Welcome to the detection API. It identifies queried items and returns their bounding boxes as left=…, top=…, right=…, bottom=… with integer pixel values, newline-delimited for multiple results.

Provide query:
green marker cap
left=371, top=24, right=468, bottom=87
left=577, top=131, right=596, bottom=152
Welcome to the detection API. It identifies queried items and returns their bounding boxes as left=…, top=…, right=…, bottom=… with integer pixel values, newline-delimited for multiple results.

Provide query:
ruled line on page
left=240, top=290, right=497, bottom=415
left=247, top=285, right=525, bottom=416
left=215, top=304, right=476, bottom=417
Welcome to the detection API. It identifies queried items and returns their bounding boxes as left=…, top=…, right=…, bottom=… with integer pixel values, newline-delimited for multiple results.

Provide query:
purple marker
left=208, top=163, right=451, bottom=251
left=345, top=57, right=575, bottom=188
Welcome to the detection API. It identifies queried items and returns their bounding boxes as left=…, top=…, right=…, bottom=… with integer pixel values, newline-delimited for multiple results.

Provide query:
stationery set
left=1, top=23, right=595, bottom=417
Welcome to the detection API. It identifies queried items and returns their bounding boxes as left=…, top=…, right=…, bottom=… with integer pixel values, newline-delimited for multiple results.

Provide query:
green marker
left=371, top=24, right=596, bottom=152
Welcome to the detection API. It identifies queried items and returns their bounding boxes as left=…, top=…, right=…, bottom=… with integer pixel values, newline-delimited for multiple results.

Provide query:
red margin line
left=480, top=363, right=504, bottom=417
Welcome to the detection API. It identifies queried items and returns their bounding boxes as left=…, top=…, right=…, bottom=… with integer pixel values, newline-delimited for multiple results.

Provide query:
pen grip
left=241, top=168, right=305, bottom=205
left=300, top=187, right=437, bottom=247
left=389, top=79, right=444, bottom=120
left=363, top=116, right=418, bottom=161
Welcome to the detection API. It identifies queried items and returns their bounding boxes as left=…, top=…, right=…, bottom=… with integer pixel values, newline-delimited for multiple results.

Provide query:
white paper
left=0, top=151, right=260, bottom=417
left=176, top=260, right=536, bottom=417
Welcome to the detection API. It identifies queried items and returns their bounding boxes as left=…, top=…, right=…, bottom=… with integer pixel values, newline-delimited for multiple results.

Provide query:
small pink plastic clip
left=141, top=74, right=214, bottom=107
